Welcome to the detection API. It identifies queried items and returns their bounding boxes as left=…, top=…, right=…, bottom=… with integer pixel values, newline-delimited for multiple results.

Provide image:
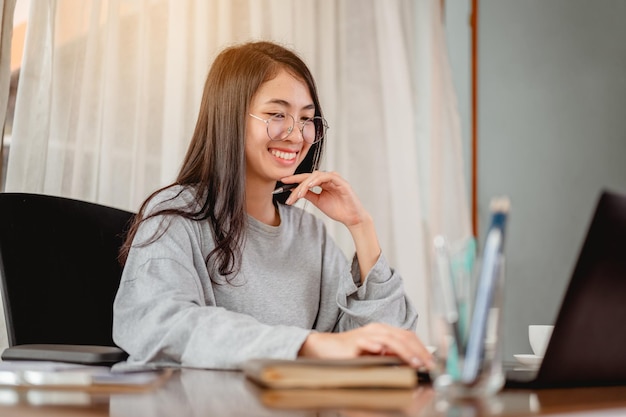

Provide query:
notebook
left=505, top=189, right=626, bottom=388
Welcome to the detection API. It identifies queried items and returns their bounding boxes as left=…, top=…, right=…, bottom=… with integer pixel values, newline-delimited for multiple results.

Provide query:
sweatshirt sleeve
left=333, top=251, right=419, bottom=332
left=112, top=213, right=310, bottom=370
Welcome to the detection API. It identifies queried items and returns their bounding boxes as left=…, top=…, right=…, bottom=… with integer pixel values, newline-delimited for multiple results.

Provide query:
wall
left=448, top=0, right=626, bottom=360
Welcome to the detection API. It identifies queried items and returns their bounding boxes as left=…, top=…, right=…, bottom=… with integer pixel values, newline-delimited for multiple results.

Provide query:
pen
left=272, top=184, right=298, bottom=195
left=451, top=237, right=476, bottom=348
left=462, top=196, right=510, bottom=384
left=433, top=235, right=463, bottom=379
left=434, top=236, right=461, bottom=337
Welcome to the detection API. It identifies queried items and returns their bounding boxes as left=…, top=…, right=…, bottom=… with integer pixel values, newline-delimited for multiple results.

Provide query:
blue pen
left=462, top=197, right=510, bottom=384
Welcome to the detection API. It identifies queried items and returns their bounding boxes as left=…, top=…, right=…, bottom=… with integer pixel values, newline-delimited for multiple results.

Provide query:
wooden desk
left=1, top=369, right=626, bottom=417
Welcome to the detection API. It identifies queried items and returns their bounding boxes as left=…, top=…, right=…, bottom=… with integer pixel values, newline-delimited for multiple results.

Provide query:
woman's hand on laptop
left=298, top=323, right=435, bottom=370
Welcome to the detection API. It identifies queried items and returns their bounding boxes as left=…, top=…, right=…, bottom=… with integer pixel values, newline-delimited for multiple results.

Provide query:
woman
left=113, top=41, right=433, bottom=370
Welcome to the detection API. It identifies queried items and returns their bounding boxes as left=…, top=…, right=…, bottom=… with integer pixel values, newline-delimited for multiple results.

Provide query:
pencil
left=272, top=184, right=298, bottom=195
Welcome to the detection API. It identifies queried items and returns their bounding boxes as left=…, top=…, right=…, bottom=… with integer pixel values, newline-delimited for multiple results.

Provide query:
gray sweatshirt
left=113, top=186, right=418, bottom=370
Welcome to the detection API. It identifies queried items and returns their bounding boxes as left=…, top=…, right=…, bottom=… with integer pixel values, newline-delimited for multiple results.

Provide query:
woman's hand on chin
left=280, top=171, right=368, bottom=227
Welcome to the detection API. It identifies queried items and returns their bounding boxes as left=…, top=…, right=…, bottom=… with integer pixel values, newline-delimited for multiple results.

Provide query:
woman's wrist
left=298, top=332, right=324, bottom=358
left=347, top=215, right=381, bottom=281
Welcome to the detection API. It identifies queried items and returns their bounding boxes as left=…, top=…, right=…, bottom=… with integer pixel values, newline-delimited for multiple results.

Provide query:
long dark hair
left=119, top=41, right=326, bottom=282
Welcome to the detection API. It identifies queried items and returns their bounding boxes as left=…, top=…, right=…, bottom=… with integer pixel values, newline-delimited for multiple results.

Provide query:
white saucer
left=514, top=354, right=542, bottom=367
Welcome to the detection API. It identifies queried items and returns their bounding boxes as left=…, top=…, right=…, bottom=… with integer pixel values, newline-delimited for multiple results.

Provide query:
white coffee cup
left=528, top=325, right=554, bottom=357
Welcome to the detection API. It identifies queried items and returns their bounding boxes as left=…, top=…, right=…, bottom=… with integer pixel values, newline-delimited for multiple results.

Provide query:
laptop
left=505, top=189, right=626, bottom=388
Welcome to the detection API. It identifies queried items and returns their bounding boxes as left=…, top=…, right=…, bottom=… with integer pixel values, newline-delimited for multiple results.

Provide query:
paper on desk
left=0, top=360, right=168, bottom=388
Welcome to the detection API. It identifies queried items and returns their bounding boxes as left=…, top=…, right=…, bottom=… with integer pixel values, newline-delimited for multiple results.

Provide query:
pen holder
left=429, top=237, right=505, bottom=398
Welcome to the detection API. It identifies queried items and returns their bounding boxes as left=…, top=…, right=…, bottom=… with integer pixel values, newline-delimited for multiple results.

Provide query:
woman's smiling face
left=245, top=69, right=315, bottom=186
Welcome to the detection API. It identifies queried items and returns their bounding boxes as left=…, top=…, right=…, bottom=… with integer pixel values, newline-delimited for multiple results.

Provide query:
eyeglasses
left=249, top=113, right=328, bottom=144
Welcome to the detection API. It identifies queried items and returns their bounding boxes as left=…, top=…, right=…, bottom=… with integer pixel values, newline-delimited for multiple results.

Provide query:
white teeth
left=270, top=149, right=296, bottom=160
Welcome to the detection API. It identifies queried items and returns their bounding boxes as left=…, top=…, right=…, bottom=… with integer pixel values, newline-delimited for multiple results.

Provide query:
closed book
left=256, top=387, right=417, bottom=411
left=242, top=356, right=417, bottom=389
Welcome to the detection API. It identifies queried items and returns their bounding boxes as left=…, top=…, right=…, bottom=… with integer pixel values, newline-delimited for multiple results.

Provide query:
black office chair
left=0, top=192, right=135, bottom=364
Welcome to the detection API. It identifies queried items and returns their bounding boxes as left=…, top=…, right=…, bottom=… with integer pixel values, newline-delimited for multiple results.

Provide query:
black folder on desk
left=2, top=344, right=126, bottom=365
left=506, top=190, right=626, bottom=388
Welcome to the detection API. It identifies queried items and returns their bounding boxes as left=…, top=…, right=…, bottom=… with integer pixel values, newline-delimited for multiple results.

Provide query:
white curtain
left=413, top=1, right=474, bottom=341
left=2, top=0, right=471, bottom=347
left=0, top=0, right=14, bottom=145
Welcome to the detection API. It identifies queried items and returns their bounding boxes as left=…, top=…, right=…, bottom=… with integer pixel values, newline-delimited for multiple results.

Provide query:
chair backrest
left=0, top=193, right=135, bottom=347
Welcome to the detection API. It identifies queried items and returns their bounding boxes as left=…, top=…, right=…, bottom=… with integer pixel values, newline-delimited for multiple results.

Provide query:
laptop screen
left=508, top=190, right=626, bottom=388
